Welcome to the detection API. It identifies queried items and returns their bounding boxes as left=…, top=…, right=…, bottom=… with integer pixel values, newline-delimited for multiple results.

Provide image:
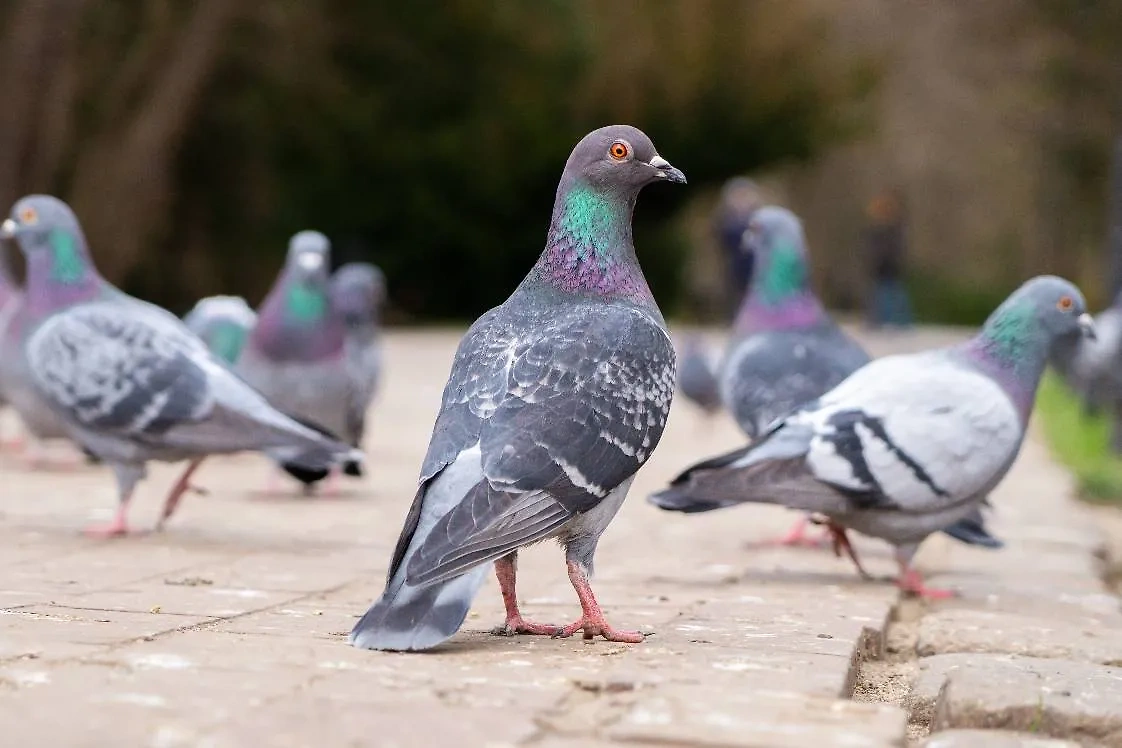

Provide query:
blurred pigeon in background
left=237, top=232, right=362, bottom=492
left=1049, top=293, right=1122, bottom=453
left=651, top=276, right=1091, bottom=597
left=351, top=125, right=685, bottom=651
left=0, top=195, right=362, bottom=536
left=677, top=335, right=722, bottom=415
left=329, top=262, right=386, bottom=472
left=183, top=295, right=257, bottom=366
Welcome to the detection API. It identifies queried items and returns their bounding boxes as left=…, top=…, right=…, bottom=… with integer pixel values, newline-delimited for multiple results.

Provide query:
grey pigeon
left=236, top=232, right=362, bottom=490
left=714, top=206, right=1001, bottom=550
left=329, top=262, right=387, bottom=474
left=677, top=336, right=722, bottom=415
left=650, top=276, right=1092, bottom=597
left=0, top=195, right=362, bottom=536
left=351, top=125, right=685, bottom=651
left=1049, top=294, right=1122, bottom=452
left=0, top=243, right=19, bottom=407
left=182, top=295, right=257, bottom=366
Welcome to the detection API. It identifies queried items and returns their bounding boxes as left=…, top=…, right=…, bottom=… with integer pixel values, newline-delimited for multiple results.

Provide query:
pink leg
left=766, top=516, right=832, bottom=548
left=0, top=434, right=26, bottom=453
left=155, top=459, right=206, bottom=529
left=554, top=560, right=644, bottom=643
left=320, top=468, right=341, bottom=497
left=896, top=561, right=956, bottom=599
left=828, top=524, right=873, bottom=580
left=83, top=501, right=132, bottom=538
left=490, top=554, right=561, bottom=636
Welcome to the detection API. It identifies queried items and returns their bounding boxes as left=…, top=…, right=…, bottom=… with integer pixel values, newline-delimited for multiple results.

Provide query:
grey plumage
left=182, top=295, right=257, bottom=366
left=1049, top=296, right=1122, bottom=453
left=352, top=124, right=685, bottom=651
left=1, top=195, right=361, bottom=534
left=677, top=336, right=722, bottom=414
left=651, top=276, right=1092, bottom=595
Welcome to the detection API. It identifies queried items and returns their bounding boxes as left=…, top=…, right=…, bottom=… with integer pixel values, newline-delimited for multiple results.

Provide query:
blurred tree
left=0, top=0, right=874, bottom=319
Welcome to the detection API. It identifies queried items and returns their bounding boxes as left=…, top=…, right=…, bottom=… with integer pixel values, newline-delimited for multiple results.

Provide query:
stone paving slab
left=0, top=326, right=1116, bottom=746
left=920, top=729, right=1082, bottom=748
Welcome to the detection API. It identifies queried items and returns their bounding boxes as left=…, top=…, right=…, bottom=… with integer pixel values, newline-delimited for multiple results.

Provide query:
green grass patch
left=1036, top=373, right=1122, bottom=503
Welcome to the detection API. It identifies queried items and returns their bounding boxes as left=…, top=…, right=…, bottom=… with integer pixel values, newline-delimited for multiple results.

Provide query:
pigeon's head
left=0, top=195, right=87, bottom=257
left=562, top=125, right=686, bottom=195
left=330, top=263, right=385, bottom=325
left=987, top=276, right=1094, bottom=351
left=286, top=230, right=331, bottom=278
left=741, top=206, right=810, bottom=300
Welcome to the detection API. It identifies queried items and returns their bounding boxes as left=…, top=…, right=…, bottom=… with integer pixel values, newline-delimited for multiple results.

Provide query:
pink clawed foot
left=897, top=567, right=956, bottom=599
left=554, top=614, right=645, bottom=643
left=83, top=506, right=131, bottom=538
left=769, top=517, right=832, bottom=548
left=320, top=469, right=341, bottom=497
left=491, top=554, right=562, bottom=637
left=552, top=559, right=645, bottom=644
left=0, top=435, right=26, bottom=453
left=491, top=615, right=561, bottom=637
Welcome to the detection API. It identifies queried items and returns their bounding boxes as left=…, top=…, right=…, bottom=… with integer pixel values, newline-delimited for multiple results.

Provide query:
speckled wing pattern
left=721, top=323, right=870, bottom=438
left=773, top=352, right=1023, bottom=513
left=26, top=301, right=215, bottom=438
left=393, top=302, right=675, bottom=587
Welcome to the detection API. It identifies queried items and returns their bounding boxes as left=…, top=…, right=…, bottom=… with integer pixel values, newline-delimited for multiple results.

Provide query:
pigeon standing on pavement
left=718, top=207, right=870, bottom=546
left=183, top=295, right=257, bottom=366
left=329, top=262, right=386, bottom=472
left=0, top=195, right=362, bottom=536
left=236, top=232, right=360, bottom=490
left=650, top=276, right=1092, bottom=597
left=677, top=336, right=722, bottom=415
left=351, top=125, right=685, bottom=651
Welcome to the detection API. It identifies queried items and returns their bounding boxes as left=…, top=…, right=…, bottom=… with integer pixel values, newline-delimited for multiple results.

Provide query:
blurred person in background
left=713, top=177, right=763, bottom=317
left=864, top=188, right=913, bottom=328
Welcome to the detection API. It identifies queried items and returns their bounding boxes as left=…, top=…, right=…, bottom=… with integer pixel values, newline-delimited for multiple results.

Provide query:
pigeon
left=183, top=295, right=257, bottom=366
left=351, top=125, right=685, bottom=651
left=677, top=336, right=722, bottom=415
left=1049, top=294, right=1122, bottom=453
left=650, top=276, right=1092, bottom=597
left=236, top=231, right=362, bottom=491
left=0, top=195, right=363, bottom=536
left=712, top=205, right=1002, bottom=550
left=0, top=214, right=80, bottom=461
left=329, top=262, right=387, bottom=475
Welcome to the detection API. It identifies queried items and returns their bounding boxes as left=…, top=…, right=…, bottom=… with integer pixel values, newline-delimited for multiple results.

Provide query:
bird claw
left=552, top=617, right=646, bottom=643
left=490, top=616, right=561, bottom=637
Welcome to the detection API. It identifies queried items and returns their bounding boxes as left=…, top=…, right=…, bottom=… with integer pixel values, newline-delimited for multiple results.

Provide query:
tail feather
left=350, top=565, right=489, bottom=651
left=940, top=508, right=1004, bottom=549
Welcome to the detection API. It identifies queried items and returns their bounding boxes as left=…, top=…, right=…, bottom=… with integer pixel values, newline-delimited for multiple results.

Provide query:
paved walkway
left=0, top=328, right=1117, bottom=746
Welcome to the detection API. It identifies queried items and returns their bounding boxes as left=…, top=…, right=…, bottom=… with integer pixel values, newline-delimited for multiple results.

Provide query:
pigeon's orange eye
left=18, top=207, right=37, bottom=226
left=609, top=141, right=630, bottom=161
left=1057, top=296, right=1074, bottom=311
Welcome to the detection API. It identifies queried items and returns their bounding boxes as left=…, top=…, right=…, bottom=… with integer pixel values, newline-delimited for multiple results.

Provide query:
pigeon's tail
left=940, top=508, right=1004, bottom=549
left=350, top=564, right=490, bottom=652
left=648, top=423, right=818, bottom=514
left=268, top=414, right=365, bottom=486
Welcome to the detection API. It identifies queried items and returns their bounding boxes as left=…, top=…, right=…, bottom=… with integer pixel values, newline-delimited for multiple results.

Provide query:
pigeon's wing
left=797, top=352, right=1023, bottom=512
left=343, top=337, right=380, bottom=446
left=721, top=325, right=869, bottom=437
left=27, top=301, right=217, bottom=439
left=404, top=304, right=675, bottom=587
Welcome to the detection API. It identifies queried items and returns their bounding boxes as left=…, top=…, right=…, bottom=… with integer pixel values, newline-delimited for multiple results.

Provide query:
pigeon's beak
left=649, top=155, right=687, bottom=184
left=0, top=219, right=17, bottom=239
left=1078, top=313, right=1097, bottom=340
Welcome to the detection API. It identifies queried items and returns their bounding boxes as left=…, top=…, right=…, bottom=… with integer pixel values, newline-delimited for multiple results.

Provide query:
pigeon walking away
left=650, top=276, right=1092, bottom=597
left=0, top=195, right=362, bottom=536
left=236, top=232, right=360, bottom=491
left=329, top=262, right=387, bottom=475
left=677, top=336, right=722, bottom=415
left=351, top=125, right=685, bottom=651
left=183, top=295, right=257, bottom=366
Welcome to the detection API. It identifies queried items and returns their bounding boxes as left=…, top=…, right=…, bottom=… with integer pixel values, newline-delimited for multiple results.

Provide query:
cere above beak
left=649, top=155, right=687, bottom=185
left=1078, top=312, right=1097, bottom=340
left=297, top=252, right=324, bottom=272
left=0, top=218, right=16, bottom=239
